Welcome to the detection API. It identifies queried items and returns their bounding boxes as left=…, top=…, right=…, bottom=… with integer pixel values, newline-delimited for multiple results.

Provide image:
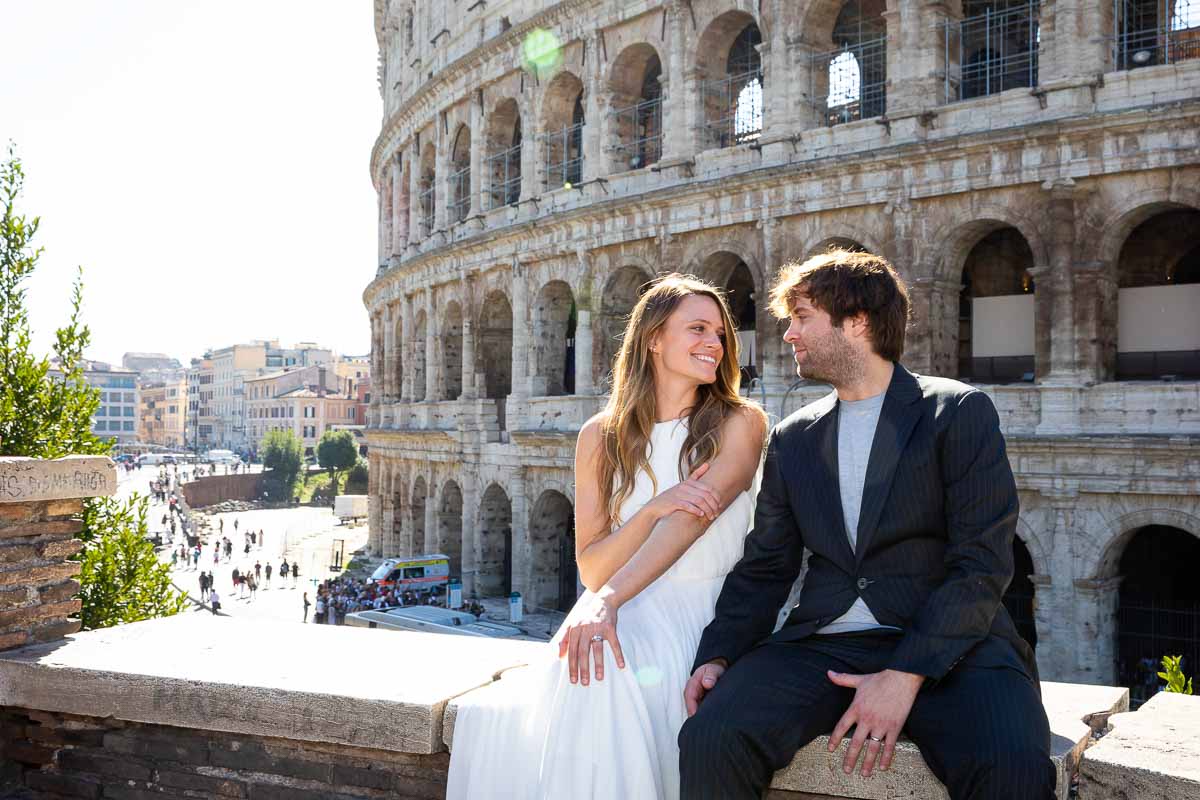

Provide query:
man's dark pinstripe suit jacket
left=693, top=363, right=1037, bottom=684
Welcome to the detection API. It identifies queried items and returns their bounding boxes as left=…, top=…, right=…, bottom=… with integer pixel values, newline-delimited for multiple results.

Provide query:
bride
left=447, top=273, right=767, bottom=799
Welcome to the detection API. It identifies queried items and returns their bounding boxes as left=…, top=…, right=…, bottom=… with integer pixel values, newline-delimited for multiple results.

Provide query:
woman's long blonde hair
left=598, top=273, right=757, bottom=527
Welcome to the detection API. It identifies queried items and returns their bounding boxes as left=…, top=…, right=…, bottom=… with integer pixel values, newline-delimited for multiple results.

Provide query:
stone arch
left=418, top=142, right=436, bottom=236
left=531, top=280, right=576, bottom=397
left=410, top=475, right=428, bottom=555
left=477, top=483, right=513, bottom=597
left=596, top=265, right=654, bottom=390
left=391, top=313, right=403, bottom=402
left=694, top=250, right=764, bottom=377
left=449, top=124, right=471, bottom=223
left=412, top=309, right=427, bottom=402
left=930, top=211, right=1049, bottom=284
left=954, top=224, right=1038, bottom=383
left=485, top=98, right=522, bottom=208
left=1109, top=204, right=1200, bottom=380
left=608, top=43, right=664, bottom=172
left=695, top=11, right=764, bottom=149
left=1089, top=508, right=1200, bottom=582
left=442, top=301, right=464, bottom=400
left=397, top=156, right=410, bottom=246
left=438, top=480, right=464, bottom=578
left=541, top=70, right=585, bottom=189
left=529, top=490, right=577, bottom=612
left=478, top=290, right=514, bottom=427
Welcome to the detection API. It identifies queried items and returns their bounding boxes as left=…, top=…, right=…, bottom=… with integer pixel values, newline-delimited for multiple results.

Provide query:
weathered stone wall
left=0, top=457, right=116, bottom=653
left=180, top=474, right=265, bottom=509
left=0, top=708, right=447, bottom=800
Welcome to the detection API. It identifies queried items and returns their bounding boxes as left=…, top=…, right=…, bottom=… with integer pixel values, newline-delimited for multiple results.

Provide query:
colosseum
left=363, top=0, right=1200, bottom=695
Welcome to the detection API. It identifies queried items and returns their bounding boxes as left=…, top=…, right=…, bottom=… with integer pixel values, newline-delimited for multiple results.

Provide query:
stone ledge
left=444, top=670, right=1128, bottom=800
left=0, top=614, right=542, bottom=755
left=1078, top=692, right=1200, bottom=799
left=0, top=456, right=116, bottom=504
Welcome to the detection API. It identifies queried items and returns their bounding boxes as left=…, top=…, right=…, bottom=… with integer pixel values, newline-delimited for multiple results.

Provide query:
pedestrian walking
left=291, top=562, right=299, bottom=587
left=303, top=592, right=311, bottom=623
left=244, top=541, right=250, bottom=556
left=314, top=594, right=325, bottom=624
left=250, top=530, right=256, bottom=547
left=265, top=562, right=272, bottom=588
left=280, top=560, right=290, bottom=581
left=234, top=518, right=239, bottom=533
left=254, top=561, right=262, bottom=580
left=198, top=571, right=208, bottom=601
left=212, top=546, right=218, bottom=566
left=209, top=589, right=220, bottom=614
left=219, top=518, right=224, bottom=534
left=247, top=574, right=257, bottom=600
left=258, top=529, right=265, bottom=549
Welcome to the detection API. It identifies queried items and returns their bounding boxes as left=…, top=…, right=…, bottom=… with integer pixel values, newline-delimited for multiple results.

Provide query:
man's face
left=782, top=294, right=862, bottom=386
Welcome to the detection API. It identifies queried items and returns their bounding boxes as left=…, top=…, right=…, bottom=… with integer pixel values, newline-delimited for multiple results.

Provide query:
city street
left=116, top=464, right=368, bottom=626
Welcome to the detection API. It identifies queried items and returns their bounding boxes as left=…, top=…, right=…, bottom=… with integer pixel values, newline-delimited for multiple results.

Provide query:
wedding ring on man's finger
left=867, top=735, right=884, bottom=743
left=591, top=635, right=604, bottom=643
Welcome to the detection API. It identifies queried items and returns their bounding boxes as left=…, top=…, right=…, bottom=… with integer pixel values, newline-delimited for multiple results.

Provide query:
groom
left=679, top=250, right=1054, bottom=799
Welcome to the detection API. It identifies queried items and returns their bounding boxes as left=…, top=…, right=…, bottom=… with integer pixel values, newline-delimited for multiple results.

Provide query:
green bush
left=1159, top=655, right=1194, bottom=695
left=317, top=429, right=357, bottom=499
left=347, top=457, right=368, bottom=487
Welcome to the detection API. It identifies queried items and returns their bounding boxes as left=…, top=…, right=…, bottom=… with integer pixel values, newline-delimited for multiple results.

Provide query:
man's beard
left=795, top=327, right=864, bottom=388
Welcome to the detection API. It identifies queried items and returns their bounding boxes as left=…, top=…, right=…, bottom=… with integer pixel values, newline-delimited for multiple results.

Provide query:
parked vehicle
left=334, top=494, right=368, bottom=523
left=369, top=555, right=450, bottom=592
left=204, top=449, right=240, bottom=465
left=344, top=606, right=524, bottom=639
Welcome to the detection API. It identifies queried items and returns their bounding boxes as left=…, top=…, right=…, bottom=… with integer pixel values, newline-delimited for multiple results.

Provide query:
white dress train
left=447, top=418, right=755, bottom=800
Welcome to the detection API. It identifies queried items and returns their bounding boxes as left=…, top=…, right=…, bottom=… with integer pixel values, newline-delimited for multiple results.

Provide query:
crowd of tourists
left=304, top=576, right=484, bottom=624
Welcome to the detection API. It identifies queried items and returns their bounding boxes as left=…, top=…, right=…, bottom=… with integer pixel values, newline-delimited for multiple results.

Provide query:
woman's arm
left=560, top=406, right=767, bottom=685
left=605, top=407, right=766, bottom=607
left=573, top=414, right=722, bottom=593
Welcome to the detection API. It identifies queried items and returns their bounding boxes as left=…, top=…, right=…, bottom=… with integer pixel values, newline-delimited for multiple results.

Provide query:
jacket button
left=856, top=578, right=869, bottom=591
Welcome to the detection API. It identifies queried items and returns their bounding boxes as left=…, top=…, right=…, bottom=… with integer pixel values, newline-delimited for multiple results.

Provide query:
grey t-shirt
left=816, top=390, right=900, bottom=635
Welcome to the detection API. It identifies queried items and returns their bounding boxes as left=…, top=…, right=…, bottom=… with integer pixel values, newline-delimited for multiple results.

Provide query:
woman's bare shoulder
left=577, top=411, right=611, bottom=452
left=723, top=403, right=768, bottom=447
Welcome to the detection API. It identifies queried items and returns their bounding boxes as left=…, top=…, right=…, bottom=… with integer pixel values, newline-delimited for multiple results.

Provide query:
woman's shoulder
left=578, top=410, right=611, bottom=448
left=723, top=402, right=768, bottom=444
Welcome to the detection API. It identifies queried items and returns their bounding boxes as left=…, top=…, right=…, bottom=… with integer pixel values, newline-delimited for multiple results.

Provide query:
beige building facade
left=138, top=375, right=188, bottom=448
left=245, top=366, right=359, bottom=456
left=363, top=0, right=1200, bottom=692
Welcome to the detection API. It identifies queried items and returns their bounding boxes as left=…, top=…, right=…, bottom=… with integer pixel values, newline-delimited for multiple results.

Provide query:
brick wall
left=0, top=499, right=84, bottom=652
left=0, top=708, right=448, bottom=799
left=181, top=474, right=265, bottom=509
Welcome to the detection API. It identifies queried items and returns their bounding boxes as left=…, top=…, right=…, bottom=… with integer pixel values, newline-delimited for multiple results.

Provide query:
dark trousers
left=679, top=631, right=1055, bottom=800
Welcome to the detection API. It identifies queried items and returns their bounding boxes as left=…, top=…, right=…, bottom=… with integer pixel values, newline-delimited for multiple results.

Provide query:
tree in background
left=0, top=144, right=187, bottom=628
left=317, top=429, right=358, bottom=498
left=261, top=428, right=303, bottom=501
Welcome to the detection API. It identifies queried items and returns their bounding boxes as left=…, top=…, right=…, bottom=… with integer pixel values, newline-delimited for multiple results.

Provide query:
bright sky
left=2, top=1, right=380, bottom=367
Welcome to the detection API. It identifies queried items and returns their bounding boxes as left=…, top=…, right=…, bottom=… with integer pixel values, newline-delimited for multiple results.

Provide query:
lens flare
left=523, top=28, right=563, bottom=78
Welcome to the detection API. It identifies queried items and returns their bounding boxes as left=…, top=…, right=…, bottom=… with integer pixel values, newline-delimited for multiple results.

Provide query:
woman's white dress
left=447, top=418, right=755, bottom=800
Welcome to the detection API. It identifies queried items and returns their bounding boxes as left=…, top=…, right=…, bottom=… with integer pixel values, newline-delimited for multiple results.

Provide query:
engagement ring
left=867, top=735, right=884, bottom=743
left=591, top=635, right=604, bottom=643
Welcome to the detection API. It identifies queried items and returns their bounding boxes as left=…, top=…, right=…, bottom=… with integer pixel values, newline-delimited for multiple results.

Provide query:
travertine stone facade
left=364, top=0, right=1200, bottom=685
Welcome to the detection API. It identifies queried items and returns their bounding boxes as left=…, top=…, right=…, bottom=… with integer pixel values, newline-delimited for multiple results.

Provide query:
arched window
left=957, top=226, right=1036, bottom=384
left=1116, top=0, right=1200, bottom=69
left=448, top=127, right=471, bottom=223
left=485, top=100, right=522, bottom=209
left=541, top=72, right=585, bottom=189
left=817, top=0, right=887, bottom=125
left=702, top=22, right=764, bottom=147
left=418, top=144, right=436, bottom=237
left=609, top=45, right=663, bottom=171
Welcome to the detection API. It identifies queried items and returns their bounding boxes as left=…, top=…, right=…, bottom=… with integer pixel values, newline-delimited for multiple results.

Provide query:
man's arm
left=885, top=390, right=1017, bottom=681
left=692, top=427, right=806, bottom=672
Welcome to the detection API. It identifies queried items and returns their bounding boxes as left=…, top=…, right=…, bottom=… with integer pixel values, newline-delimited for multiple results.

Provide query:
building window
left=123, top=421, right=134, bottom=432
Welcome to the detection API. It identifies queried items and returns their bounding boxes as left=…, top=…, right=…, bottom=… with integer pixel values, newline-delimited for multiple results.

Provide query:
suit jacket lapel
left=803, top=397, right=856, bottom=571
left=855, top=365, right=923, bottom=563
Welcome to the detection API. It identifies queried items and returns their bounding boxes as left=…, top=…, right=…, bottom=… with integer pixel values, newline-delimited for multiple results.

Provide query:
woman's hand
left=557, top=587, right=626, bottom=686
left=642, top=462, right=722, bottom=523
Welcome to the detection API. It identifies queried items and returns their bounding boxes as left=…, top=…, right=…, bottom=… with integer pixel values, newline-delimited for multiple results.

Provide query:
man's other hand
left=827, top=668, right=924, bottom=777
left=684, top=660, right=727, bottom=717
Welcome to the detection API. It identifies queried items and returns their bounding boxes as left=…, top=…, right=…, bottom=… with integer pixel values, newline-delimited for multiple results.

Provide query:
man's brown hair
left=768, top=249, right=911, bottom=361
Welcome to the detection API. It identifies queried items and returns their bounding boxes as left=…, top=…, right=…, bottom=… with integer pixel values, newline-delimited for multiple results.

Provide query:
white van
left=369, top=555, right=450, bottom=592
left=204, top=449, right=240, bottom=465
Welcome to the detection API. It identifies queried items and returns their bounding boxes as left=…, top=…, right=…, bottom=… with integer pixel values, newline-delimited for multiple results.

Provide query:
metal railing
left=703, top=69, right=765, bottom=147
left=610, top=96, right=662, bottom=170
left=943, top=3, right=1040, bottom=102
left=1117, top=601, right=1200, bottom=708
left=484, top=144, right=522, bottom=209
left=542, top=123, right=584, bottom=189
left=447, top=165, right=470, bottom=223
left=812, top=37, right=888, bottom=126
left=418, top=185, right=435, bottom=237
left=1113, top=0, right=1200, bottom=68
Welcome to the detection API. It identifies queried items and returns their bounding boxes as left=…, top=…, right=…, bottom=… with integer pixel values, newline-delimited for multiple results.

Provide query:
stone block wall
left=0, top=708, right=448, bottom=800
left=0, top=457, right=117, bottom=653
left=180, top=473, right=265, bottom=509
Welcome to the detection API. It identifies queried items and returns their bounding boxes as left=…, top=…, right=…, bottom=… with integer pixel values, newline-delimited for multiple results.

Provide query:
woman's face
left=650, top=294, right=727, bottom=386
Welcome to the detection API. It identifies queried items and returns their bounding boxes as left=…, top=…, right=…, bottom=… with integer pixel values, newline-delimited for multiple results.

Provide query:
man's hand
left=827, top=669, right=924, bottom=777
left=683, top=660, right=727, bottom=716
